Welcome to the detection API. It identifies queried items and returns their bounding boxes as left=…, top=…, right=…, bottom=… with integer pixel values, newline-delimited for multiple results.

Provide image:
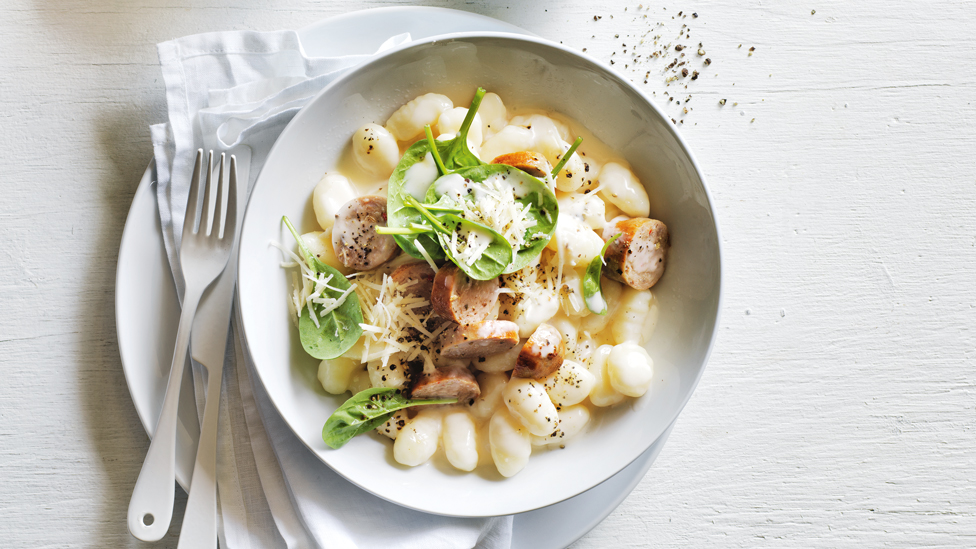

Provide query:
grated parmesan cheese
left=352, top=271, right=445, bottom=374
left=271, top=241, right=357, bottom=328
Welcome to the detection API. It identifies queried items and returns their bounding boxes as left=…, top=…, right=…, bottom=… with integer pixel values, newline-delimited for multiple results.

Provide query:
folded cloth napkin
left=150, top=27, right=513, bottom=548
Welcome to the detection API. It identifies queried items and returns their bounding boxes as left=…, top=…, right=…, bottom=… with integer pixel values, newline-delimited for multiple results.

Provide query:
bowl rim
left=236, top=29, right=724, bottom=517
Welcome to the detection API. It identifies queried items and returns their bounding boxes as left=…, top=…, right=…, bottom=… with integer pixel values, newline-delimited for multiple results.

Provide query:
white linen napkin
left=149, top=27, right=513, bottom=548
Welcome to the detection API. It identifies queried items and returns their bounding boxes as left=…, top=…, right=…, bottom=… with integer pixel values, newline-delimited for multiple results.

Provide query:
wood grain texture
left=0, top=0, right=973, bottom=547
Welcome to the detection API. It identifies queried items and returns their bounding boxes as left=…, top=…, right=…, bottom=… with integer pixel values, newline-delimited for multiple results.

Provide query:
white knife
left=179, top=145, right=251, bottom=548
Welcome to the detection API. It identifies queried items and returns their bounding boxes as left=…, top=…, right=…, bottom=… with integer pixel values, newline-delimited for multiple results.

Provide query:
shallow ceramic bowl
left=237, top=32, right=722, bottom=517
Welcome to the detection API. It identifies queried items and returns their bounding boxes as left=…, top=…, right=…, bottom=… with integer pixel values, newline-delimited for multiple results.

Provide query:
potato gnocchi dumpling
left=385, top=93, right=453, bottom=141
left=352, top=123, right=399, bottom=177
left=294, top=91, right=668, bottom=478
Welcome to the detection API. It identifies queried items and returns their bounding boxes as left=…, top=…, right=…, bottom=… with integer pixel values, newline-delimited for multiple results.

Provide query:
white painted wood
left=1, top=0, right=973, bottom=547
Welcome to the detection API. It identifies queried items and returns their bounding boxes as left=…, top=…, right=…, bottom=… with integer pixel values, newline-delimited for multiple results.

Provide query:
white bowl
left=237, top=32, right=722, bottom=517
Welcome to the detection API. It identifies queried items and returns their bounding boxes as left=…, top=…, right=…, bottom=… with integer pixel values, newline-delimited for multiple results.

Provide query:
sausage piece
left=332, top=196, right=399, bottom=270
left=513, top=323, right=564, bottom=379
left=431, top=264, right=499, bottom=324
left=437, top=320, right=520, bottom=359
left=390, top=262, right=436, bottom=316
left=408, top=364, right=481, bottom=404
left=602, top=217, right=670, bottom=290
left=490, top=151, right=553, bottom=179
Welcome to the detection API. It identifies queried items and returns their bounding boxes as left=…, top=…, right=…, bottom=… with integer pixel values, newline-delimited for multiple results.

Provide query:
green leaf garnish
left=282, top=216, right=363, bottom=359
left=425, top=163, right=559, bottom=274
left=583, top=233, right=622, bottom=315
left=436, top=213, right=513, bottom=280
left=322, top=387, right=456, bottom=449
left=551, top=136, right=583, bottom=178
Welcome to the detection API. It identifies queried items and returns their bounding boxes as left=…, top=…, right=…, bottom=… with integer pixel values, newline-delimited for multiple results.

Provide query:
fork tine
left=202, top=151, right=218, bottom=237
left=184, top=149, right=205, bottom=237
left=219, top=154, right=235, bottom=239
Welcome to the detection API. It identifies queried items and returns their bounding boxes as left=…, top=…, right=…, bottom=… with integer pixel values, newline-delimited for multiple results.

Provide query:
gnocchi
left=597, top=162, right=651, bottom=218
left=532, top=405, right=590, bottom=447
left=436, top=107, right=484, bottom=150
left=587, top=345, right=626, bottom=407
left=607, top=343, right=654, bottom=397
left=542, top=359, right=597, bottom=407
left=317, top=356, right=359, bottom=395
left=489, top=409, right=532, bottom=477
left=611, top=287, right=654, bottom=344
left=385, top=93, right=453, bottom=141
left=502, top=377, right=559, bottom=437
left=478, top=92, right=508, bottom=138
left=351, top=123, right=399, bottom=177
left=393, top=413, right=442, bottom=467
left=468, top=371, right=508, bottom=419
left=442, top=411, right=479, bottom=471
left=312, top=173, right=357, bottom=230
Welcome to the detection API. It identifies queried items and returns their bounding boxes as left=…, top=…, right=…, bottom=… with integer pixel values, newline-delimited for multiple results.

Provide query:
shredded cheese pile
left=447, top=225, right=494, bottom=268
left=351, top=271, right=448, bottom=372
left=456, top=177, right=542, bottom=252
left=273, top=242, right=356, bottom=331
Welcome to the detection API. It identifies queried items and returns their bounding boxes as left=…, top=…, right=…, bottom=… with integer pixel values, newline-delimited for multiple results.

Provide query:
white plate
left=237, top=33, right=721, bottom=516
left=115, top=7, right=679, bottom=546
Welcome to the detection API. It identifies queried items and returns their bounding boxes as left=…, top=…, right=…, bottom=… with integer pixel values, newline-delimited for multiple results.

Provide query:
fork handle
left=127, top=285, right=203, bottom=542
left=177, top=354, right=222, bottom=549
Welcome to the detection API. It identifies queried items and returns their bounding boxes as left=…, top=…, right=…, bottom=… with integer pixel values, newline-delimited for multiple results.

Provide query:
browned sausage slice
left=512, top=323, right=564, bottom=379
left=390, top=262, right=436, bottom=316
left=408, top=364, right=481, bottom=404
left=490, top=151, right=553, bottom=179
left=437, top=320, right=520, bottom=359
left=602, top=217, right=670, bottom=290
left=430, top=264, right=499, bottom=324
left=332, top=196, right=400, bottom=270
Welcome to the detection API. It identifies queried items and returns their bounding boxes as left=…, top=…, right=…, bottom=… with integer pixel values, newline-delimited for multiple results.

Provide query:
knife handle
left=177, top=352, right=222, bottom=549
left=127, top=286, right=203, bottom=541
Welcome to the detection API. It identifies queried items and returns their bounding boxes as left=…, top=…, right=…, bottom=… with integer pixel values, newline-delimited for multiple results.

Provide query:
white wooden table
left=2, top=0, right=973, bottom=546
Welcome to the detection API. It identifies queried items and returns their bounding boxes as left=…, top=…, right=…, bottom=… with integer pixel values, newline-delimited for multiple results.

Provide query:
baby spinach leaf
left=401, top=195, right=512, bottom=281
left=322, top=387, right=456, bottom=449
left=386, top=139, right=449, bottom=262
left=436, top=213, right=513, bottom=281
left=439, top=87, right=486, bottom=170
left=426, top=163, right=559, bottom=274
left=582, top=233, right=622, bottom=315
left=282, top=216, right=363, bottom=359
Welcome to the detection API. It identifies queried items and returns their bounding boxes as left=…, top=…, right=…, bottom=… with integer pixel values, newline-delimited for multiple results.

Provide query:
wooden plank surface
left=0, top=0, right=973, bottom=546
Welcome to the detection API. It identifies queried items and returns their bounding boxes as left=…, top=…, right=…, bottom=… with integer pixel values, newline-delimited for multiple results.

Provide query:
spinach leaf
left=322, top=387, right=456, bottom=449
left=582, top=233, right=622, bottom=315
left=436, top=213, right=513, bottom=280
left=438, top=87, right=486, bottom=170
left=425, top=163, right=559, bottom=274
left=282, top=216, right=363, bottom=359
left=400, top=195, right=512, bottom=281
left=385, top=88, right=488, bottom=259
left=386, top=139, right=449, bottom=261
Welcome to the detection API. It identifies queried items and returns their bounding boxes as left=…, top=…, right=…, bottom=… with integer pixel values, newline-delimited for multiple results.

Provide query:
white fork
left=128, top=150, right=238, bottom=542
